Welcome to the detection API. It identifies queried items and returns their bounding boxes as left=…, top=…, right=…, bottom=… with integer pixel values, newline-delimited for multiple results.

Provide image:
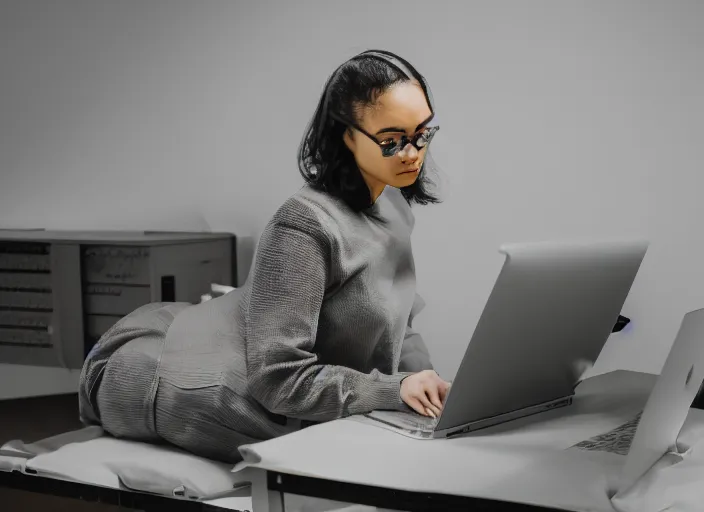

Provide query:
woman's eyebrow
left=375, top=113, right=435, bottom=135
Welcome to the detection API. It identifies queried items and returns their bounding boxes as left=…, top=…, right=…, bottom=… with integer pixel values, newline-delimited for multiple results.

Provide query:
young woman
left=78, top=49, right=451, bottom=463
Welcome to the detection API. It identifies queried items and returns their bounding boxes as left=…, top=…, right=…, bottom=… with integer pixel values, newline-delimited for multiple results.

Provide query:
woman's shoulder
left=267, top=185, right=342, bottom=242
left=267, top=184, right=415, bottom=239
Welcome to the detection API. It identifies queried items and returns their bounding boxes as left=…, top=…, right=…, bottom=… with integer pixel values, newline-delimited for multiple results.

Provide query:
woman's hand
left=400, top=370, right=451, bottom=418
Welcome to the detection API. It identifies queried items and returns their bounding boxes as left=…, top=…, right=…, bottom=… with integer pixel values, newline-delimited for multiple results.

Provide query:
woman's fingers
left=426, top=404, right=441, bottom=418
left=416, top=391, right=441, bottom=417
left=426, top=384, right=443, bottom=412
left=400, top=371, right=453, bottom=418
left=439, top=380, right=451, bottom=403
left=405, top=396, right=427, bottom=416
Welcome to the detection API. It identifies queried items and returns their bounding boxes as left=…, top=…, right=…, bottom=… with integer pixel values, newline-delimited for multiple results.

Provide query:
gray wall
left=1, top=0, right=703, bottom=399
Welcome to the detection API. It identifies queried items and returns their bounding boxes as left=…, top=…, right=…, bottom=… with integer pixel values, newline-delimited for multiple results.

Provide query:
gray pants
left=78, top=301, right=269, bottom=463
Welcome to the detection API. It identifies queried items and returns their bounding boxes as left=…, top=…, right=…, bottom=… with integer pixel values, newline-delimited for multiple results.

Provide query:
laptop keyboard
left=572, top=412, right=642, bottom=456
left=395, top=410, right=439, bottom=429
left=365, top=410, right=439, bottom=432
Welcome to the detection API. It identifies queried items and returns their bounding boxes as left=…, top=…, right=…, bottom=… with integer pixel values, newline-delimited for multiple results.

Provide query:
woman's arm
left=244, top=218, right=408, bottom=422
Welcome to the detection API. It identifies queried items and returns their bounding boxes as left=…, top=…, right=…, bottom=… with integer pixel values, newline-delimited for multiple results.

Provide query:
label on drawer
left=0, top=291, right=53, bottom=310
left=82, top=246, right=151, bottom=285
left=84, top=285, right=151, bottom=315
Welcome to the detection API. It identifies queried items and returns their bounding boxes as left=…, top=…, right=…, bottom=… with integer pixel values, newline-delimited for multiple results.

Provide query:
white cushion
left=25, top=434, right=243, bottom=500
left=1, top=427, right=103, bottom=473
left=1, top=426, right=104, bottom=458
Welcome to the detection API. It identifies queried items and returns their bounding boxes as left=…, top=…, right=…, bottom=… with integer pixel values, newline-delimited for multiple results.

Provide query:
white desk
left=234, top=370, right=704, bottom=512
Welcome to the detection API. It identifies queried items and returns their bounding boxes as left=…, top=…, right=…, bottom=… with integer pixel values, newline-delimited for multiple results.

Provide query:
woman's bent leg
left=78, top=302, right=189, bottom=441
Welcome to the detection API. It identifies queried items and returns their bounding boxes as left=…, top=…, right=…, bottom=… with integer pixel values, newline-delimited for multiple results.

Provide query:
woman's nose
left=399, top=142, right=419, bottom=161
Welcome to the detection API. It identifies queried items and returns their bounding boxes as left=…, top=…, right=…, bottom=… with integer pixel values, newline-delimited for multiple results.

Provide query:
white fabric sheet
left=24, top=436, right=239, bottom=500
left=1, top=427, right=243, bottom=502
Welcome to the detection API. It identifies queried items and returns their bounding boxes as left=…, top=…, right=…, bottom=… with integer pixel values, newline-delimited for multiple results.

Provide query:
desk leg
left=248, top=469, right=282, bottom=512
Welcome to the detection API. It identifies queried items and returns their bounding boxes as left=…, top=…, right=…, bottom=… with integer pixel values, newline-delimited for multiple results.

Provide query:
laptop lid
left=436, top=239, right=649, bottom=434
left=617, top=308, right=704, bottom=494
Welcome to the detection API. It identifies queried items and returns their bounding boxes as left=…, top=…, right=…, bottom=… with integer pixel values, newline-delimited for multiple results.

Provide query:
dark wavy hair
left=297, top=49, right=442, bottom=215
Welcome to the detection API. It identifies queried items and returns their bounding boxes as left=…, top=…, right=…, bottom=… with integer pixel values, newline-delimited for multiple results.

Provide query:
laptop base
left=436, top=395, right=574, bottom=439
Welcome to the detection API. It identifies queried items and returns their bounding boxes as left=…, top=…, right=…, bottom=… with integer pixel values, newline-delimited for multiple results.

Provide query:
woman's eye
left=380, top=138, right=397, bottom=146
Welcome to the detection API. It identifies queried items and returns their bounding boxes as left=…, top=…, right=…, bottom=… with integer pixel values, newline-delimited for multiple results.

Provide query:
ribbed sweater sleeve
left=243, top=212, right=410, bottom=422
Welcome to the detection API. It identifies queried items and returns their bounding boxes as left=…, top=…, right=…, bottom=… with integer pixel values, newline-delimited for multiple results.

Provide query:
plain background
left=1, top=0, right=702, bottom=399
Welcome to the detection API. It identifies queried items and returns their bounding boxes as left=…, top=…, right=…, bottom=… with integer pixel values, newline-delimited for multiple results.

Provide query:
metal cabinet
left=0, top=230, right=236, bottom=369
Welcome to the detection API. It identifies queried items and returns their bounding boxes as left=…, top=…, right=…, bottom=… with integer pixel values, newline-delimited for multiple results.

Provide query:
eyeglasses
left=330, top=111, right=439, bottom=158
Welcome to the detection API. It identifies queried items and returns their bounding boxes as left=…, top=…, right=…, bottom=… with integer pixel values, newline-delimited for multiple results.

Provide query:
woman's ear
left=343, top=128, right=355, bottom=152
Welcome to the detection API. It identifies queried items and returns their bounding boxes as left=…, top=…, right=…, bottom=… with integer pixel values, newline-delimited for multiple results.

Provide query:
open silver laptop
left=610, top=308, right=704, bottom=494
left=364, top=239, right=649, bottom=439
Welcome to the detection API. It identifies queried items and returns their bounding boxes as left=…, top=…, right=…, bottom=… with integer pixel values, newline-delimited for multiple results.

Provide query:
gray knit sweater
left=78, top=183, right=433, bottom=452
left=240, top=184, right=433, bottom=423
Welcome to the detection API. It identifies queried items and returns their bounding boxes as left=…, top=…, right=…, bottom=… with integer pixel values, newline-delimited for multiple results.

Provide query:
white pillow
left=25, top=435, right=242, bottom=500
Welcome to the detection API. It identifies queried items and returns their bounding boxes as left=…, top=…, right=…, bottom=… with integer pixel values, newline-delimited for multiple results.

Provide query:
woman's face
left=343, top=80, right=434, bottom=201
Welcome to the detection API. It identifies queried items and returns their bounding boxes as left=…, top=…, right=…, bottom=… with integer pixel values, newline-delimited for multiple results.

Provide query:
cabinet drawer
left=0, top=327, right=51, bottom=347
left=84, top=285, right=151, bottom=315
left=0, top=291, right=53, bottom=310
left=86, top=314, right=122, bottom=341
left=83, top=246, right=151, bottom=285
left=0, top=253, right=51, bottom=271
left=0, top=310, right=52, bottom=329
left=0, top=272, right=52, bottom=291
